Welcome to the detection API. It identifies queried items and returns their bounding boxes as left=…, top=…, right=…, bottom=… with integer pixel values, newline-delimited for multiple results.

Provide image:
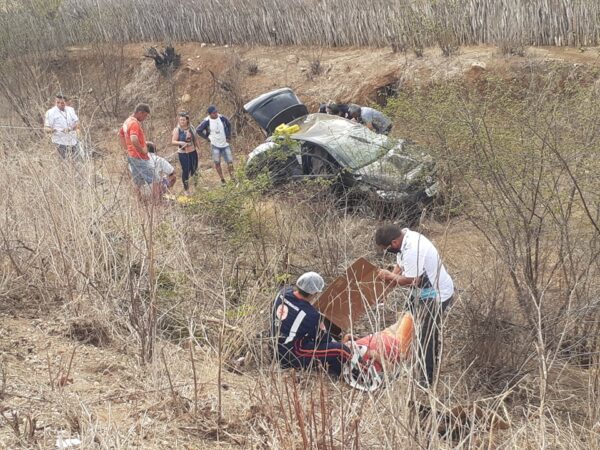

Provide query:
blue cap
left=207, top=105, right=217, bottom=114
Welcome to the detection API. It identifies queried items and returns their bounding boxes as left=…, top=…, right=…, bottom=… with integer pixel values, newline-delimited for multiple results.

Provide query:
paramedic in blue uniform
left=271, top=272, right=352, bottom=376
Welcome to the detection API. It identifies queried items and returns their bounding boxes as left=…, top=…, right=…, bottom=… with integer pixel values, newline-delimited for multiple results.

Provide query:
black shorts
left=56, top=144, right=81, bottom=159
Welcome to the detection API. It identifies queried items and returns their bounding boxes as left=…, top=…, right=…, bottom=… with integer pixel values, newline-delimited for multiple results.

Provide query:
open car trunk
left=243, top=88, right=308, bottom=135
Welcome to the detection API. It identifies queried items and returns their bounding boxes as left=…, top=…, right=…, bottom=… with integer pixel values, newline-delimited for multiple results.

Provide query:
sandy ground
left=0, top=304, right=253, bottom=448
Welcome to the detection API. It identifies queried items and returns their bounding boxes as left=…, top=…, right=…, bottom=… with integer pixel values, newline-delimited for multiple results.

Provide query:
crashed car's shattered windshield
left=359, top=141, right=425, bottom=179
left=289, top=114, right=397, bottom=170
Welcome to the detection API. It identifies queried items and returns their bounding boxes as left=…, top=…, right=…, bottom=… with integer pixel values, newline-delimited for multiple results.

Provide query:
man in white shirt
left=44, top=94, right=80, bottom=159
left=147, top=142, right=176, bottom=199
left=375, top=224, right=454, bottom=387
left=196, top=105, right=234, bottom=184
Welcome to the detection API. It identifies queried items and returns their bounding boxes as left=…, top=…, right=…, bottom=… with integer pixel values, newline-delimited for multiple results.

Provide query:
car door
left=246, top=140, right=303, bottom=184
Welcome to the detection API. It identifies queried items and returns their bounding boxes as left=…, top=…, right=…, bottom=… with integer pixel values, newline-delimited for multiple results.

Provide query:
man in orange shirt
left=119, top=104, right=153, bottom=188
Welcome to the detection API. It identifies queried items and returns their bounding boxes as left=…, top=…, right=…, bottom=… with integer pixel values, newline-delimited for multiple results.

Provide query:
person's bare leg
left=152, top=182, right=163, bottom=204
left=227, top=163, right=235, bottom=179
left=395, top=313, right=414, bottom=357
left=380, top=312, right=413, bottom=358
left=135, top=183, right=152, bottom=205
left=214, top=162, right=225, bottom=183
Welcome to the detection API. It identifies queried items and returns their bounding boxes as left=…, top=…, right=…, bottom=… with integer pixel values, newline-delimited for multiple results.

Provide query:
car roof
left=288, top=113, right=389, bottom=144
left=287, top=113, right=400, bottom=169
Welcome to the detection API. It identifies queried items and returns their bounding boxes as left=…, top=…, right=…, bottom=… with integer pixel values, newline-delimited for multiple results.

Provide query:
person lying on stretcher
left=341, top=312, right=414, bottom=391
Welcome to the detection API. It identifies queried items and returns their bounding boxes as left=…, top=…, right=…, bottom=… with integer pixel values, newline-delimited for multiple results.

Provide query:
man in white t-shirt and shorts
left=375, top=224, right=454, bottom=387
left=44, top=94, right=80, bottom=159
left=196, top=105, right=234, bottom=184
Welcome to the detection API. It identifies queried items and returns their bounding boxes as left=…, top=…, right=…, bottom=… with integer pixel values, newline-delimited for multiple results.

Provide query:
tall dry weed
left=1, top=0, right=599, bottom=63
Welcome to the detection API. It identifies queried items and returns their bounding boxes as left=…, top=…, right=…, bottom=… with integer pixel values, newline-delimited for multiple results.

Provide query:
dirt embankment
left=166, top=43, right=600, bottom=109
left=61, top=42, right=600, bottom=158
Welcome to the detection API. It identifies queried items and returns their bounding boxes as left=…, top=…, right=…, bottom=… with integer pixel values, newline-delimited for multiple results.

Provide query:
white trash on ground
left=56, top=435, right=81, bottom=449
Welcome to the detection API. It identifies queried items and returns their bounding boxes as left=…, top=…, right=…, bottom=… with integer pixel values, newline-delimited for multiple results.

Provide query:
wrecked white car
left=244, top=88, right=438, bottom=219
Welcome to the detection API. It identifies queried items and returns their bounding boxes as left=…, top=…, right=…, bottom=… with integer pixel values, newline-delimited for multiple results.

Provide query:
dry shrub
left=0, top=148, right=597, bottom=447
left=207, top=55, right=250, bottom=135
left=246, top=61, right=259, bottom=76
left=89, top=42, right=129, bottom=118
left=498, top=40, right=526, bottom=57
left=385, top=66, right=600, bottom=443
left=308, top=57, right=323, bottom=78
left=69, top=320, right=111, bottom=347
left=452, top=253, right=534, bottom=393
left=0, top=147, right=160, bottom=360
left=389, top=38, right=407, bottom=54
left=0, top=142, right=375, bottom=366
left=2, top=59, right=600, bottom=446
left=247, top=371, right=366, bottom=448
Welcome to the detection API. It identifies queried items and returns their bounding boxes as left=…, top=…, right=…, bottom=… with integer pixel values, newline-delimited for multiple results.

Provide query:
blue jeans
left=127, top=156, right=154, bottom=186
left=211, top=144, right=233, bottom=164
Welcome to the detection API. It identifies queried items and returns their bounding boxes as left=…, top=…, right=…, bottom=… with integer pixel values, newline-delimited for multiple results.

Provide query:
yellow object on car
left=274, top=123, right=300, bottom=135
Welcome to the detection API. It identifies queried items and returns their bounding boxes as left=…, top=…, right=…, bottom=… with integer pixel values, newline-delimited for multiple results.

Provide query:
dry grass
left=0, top=131, right=598, bottom=447
left=1, top=0, right=600, bottom=61
left=0, top=41, right=599, bottom=447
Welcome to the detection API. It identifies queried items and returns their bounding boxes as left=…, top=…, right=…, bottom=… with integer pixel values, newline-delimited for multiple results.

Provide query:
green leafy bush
left=186, top=171, right=271, bottom=244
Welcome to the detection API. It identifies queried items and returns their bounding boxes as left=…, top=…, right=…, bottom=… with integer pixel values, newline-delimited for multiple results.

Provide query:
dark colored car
left=244, top=88, right=438, bottom=219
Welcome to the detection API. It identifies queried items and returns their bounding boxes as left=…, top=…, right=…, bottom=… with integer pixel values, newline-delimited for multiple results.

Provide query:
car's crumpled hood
left=354, top=145, right=433, bottom=192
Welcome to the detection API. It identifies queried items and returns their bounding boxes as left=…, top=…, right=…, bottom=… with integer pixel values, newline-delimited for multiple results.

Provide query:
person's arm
left=297, top=308, right=326, bottom=342
left=166, top=170, right=177, bottom=188
left=375, top=263, right=402, bottom=282
left=130, top=135, right=147, bottom=154
left=378, top=245, right=423, bottom=288
left=129, top=122, right=147, bottom=154
left=222, top=116, right=232, bottom=140
left=316, top=319, right=335, bottom=342
left=160, top=158, right=177, bottom=187
left=44, top=112, right=55, bottom=134
left=362, top=112, right=374, bottom=129
left=377, top=269, right=419, bottom=288
left=70, top=109, right=79, bottom=132
left=196, top=120, right=210, bottom=141
left=191, top=128, right=200, bottom=148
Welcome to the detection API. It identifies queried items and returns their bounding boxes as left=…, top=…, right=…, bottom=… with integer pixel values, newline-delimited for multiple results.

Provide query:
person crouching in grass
left=147, top=142, right=176, bottom=201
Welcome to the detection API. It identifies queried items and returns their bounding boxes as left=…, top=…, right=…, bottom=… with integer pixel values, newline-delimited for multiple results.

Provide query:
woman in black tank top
left=171, top=112, right=199, bottom=195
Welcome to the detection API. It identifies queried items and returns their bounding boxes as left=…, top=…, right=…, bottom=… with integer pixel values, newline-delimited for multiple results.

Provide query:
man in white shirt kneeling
left=147, top=142, right=176, bottom=199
